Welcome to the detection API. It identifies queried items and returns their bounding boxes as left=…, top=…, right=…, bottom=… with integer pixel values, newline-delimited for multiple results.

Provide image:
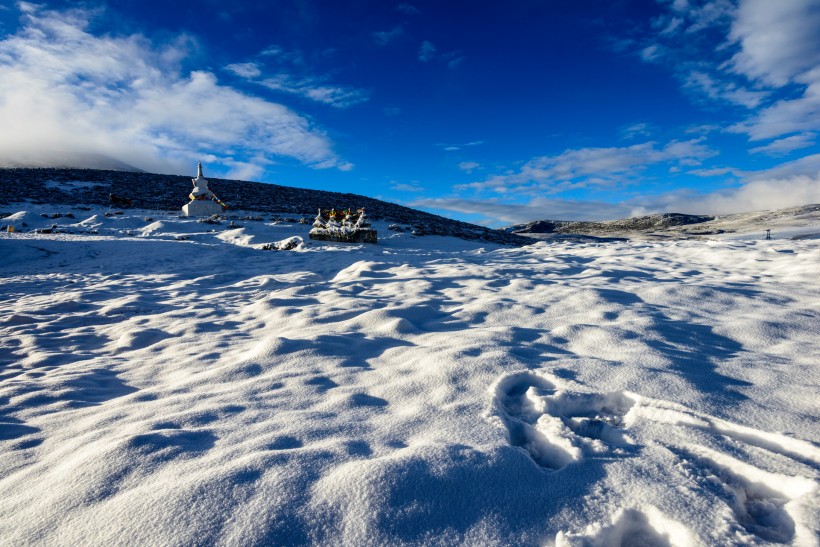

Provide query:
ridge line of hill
left=0, top=168, right=530, bottom=246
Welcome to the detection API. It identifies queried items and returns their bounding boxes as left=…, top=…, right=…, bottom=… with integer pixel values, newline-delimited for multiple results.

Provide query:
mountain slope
left=0, top=168, right=529, bottom=246
left=0, top=153, right=144, bottom=172
left=509, top=207, right=820, bottom=240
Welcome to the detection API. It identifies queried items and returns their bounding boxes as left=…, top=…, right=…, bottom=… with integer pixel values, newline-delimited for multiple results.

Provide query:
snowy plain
left=1, top=205, right=819, bottom=546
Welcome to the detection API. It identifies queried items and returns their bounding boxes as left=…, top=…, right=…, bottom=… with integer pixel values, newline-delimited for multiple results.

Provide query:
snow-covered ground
left=1, top=204, right=819, bottom=546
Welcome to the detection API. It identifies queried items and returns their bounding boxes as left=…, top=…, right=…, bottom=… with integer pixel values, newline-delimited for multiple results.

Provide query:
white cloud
left=621, top=122, right=653, bottom=139
left=417, top=43, right=464, bottom=68
left=687, top=166, right=737, bottom=177
left=0, top=4, right=350, bottom=174
left=457, top=161, right=480, bottom=173
left=225, top=62, right=262, bottom=78
left=417, top=157, right=820, bottom=225
left=725, top=1, right=820, bottom=140
left=684, top=71, right=767, bottom=109
left=640, top=44, right=662, bottom=62
left=223, top=46, right=369, bottom=109
left=684, top=0, right=735, bottom=33
left=729, top=0, right=820, bottom=87
left=437, top=140, right=484, bottom=151
left=750, top=133, right=816, bottom=156
left=730, top=74, right=820, bottom=140
left=446, top=56, right=464, bottom=69
left=629, top=174, right=820, bottom=217
left=743, top=153, right=820, bottom=181
left=397, top=3, right=419, bottom=15
left=647, top=0, right=820, bottom=141
left=261, top=75, right=369, bottom=108
left=411, top=197, right=633, bottom=225
left=418, top=41, right=436, bottom=62
left=461, top=140, right=716, bottom=194
left=391, top=182, right=424, bottom=192
left=373, top=25, right=404, bottom=46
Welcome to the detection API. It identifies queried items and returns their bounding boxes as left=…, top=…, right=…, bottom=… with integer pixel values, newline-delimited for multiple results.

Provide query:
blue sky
left=1, top=1, right=819, bottom=225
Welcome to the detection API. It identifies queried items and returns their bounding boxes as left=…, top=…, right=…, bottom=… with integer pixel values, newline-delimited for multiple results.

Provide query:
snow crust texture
left=1, top=205, right=819, bottom=546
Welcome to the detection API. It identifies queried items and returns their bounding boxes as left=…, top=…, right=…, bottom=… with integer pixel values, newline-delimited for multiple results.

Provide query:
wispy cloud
left=640, top=44, right=662, bottom=62
left=0, top=4, right=349, bottom=174
left=259, top=74, right=369, bottom=108
left=418, top=41, right=436, bottom=62
left=750, top=133, right=816, bottom=156
left=396, top=3, right=419, bottom=15
left=224, top=45, right=369, bottom=109
left=639, top=0, right=820, bottom=144
left=437, top=140, right=484, bottom=151
left=687, top=166, right=737, bottom=177
left=744, top=153, right=820, bottom=181
left=460, top=140, right=716, bottom=195
left=683, top=71, right=768, bottom=109
left=457, top=161, right=480, bottom=173
left=225, top=62, right=262, bottom=79
left=373, top=25, right=404, bottom=46
left=727, top=0, right=820, bottom=140
left=417, top=40, right=464, bottom=68
left=391, top=182, right=425, bottom=192
left=411, top=197, right=634, bottom=225
left=620, top=122, right=653, bottom=140
left=414, top=155, right=820, bottom=226
left=728, top=0, right=820, bottom=87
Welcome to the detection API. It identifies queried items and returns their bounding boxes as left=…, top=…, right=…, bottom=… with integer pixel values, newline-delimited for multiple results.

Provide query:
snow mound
left=1, top=203, right=819, bottom=544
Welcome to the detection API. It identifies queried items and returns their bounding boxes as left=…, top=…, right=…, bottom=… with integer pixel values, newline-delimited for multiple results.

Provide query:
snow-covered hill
left=510, top=205, right=820, bottom=242
left=0, top=168, right=528, bottom=246
left=1, top=203, right=819, bottom=545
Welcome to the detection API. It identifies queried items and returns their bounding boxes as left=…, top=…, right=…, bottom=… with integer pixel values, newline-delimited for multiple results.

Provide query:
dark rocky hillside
left=0, top=168, right=530, bottom=246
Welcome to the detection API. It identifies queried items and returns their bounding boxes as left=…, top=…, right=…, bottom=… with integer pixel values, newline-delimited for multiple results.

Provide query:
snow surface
left=1, top=204, right=819, bottom=546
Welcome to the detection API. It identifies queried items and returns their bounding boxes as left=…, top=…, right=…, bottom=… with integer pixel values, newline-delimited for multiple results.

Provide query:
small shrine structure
left=309, top=208, right=377, bottom=244
left=182, top=162, right=227, bottom=217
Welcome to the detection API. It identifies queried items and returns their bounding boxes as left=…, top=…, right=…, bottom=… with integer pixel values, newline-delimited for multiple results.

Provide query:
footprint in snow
left=556, top=505, right=691, bottom=547
left=488, top=370, right=820, bottom=545
left=489, top=371, right=635, bottom=470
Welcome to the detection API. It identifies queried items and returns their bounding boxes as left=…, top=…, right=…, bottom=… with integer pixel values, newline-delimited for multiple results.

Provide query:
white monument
left=182, top=162, right=226, bottom=217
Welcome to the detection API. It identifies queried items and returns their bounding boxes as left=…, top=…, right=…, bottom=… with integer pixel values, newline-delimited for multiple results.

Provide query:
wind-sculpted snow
left=489, top=373, right=819, bottom=545
left=1, top=205, right=819, bottom=545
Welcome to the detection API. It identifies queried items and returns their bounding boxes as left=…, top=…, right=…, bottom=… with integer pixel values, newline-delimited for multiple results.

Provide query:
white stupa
left=182, top=162, right=226, bottom=217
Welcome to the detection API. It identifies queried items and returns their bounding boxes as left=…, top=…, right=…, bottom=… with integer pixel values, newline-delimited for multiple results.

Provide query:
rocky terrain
left=0, top=168, right=529, bottom=246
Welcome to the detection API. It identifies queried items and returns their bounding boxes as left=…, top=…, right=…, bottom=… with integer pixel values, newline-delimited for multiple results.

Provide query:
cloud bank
left=459, top=140, right=716, bottom=195
left=428, top=151, right=820, bottom=225
left=0, top=4, right=349, bottom=177
left=419, top=170, right=820, bottom=226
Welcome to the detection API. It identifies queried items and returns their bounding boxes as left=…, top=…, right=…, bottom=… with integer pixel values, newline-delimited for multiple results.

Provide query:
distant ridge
left=507, top=213, right=715, bottom=236
left=0, top=153, right=144, bottom=172
left=0, top=167, right=530, bottom=246
left=507, top=207, right=820, bottom=239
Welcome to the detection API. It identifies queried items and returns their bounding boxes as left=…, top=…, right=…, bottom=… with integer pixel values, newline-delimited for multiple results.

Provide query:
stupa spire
left=181, top=161, right=227, bottom=216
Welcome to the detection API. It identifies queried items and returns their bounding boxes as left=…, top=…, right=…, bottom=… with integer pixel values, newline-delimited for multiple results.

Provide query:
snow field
left=0, top=205, right=819, bottom=545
